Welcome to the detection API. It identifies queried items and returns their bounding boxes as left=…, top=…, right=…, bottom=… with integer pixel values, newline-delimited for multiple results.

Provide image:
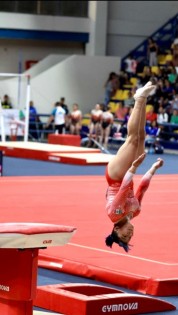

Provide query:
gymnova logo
left=0, top=285, right=10, bottom=292
left=48, top=156, right=60, bottom=161
left=102, top=302, right=138, bottom=312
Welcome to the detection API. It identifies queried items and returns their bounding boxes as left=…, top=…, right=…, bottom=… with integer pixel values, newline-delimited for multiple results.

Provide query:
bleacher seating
left=130, top=77, right=138, bottom=87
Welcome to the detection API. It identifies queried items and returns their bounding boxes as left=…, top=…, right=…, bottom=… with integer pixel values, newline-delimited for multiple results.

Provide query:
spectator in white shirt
left=157, top=106, right=169, bottom=124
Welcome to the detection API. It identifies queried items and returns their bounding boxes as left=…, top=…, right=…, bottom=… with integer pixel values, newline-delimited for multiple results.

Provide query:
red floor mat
left=1, top=175, right=178, bottom=296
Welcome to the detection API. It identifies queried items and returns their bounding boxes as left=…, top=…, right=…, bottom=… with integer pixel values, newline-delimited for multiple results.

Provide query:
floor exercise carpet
left=1, top=175, right=178, bottom=296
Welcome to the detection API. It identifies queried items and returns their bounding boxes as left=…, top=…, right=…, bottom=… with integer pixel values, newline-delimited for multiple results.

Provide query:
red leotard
left=105, top=167, right=152, bottom=223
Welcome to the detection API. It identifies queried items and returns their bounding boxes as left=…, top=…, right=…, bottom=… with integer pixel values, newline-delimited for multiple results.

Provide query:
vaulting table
left=0, top=222, right=76, bottom=315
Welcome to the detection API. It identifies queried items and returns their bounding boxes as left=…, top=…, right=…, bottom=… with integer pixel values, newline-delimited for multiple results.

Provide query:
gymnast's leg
left=107, top=81, right=156, bottom=181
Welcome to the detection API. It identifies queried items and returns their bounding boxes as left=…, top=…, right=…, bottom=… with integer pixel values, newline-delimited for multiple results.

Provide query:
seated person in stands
left=1, top=94, right=12, bottom=109
left=162, top=79, right=175, bottom=99
left=104, top=72, right=118, bottom=106
left=88, top=103, right=103, bottom=146
left=124, top=90, right=135, bottom=107
left=115, top=102, right=126, bottom=121
left=170, top=109, right=178, bottom=124
left=157, top=106, right=169, bottom=124
left=168, top=67, right=177, bottom=84
left=140, top=66, right=152, bottom=85
left=145, top=121, right=163, bottom=154
left=69, top=103, right=82, bottom=135
left=171, top=37, right=178, bottom=66
left=119, top=106, right=133, bottom=138
left=146, top=120, right=160, bottom=137
left=100, top=106, right=114, bottom=149
left=170, top=93, right=178, bottom=110
left=146, top=106, right=157, bottom=123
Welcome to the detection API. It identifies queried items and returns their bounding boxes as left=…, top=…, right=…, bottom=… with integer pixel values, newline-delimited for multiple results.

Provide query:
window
left=0, top=0, right=88, bottom=17
left=16, top=1, right=38, bottom=14
left=40, top=1, right=88, bottom=17
left=0, top=1, right=16, bottom=12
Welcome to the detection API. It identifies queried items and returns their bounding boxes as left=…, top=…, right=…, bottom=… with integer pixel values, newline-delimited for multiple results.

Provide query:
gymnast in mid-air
left=105, top=81, right=164, bottom=252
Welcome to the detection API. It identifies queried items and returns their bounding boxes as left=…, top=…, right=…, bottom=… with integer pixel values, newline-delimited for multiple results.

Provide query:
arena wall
left=107, top=1, right=178, bottom=57
left=0, top=55, right=120, bottom=115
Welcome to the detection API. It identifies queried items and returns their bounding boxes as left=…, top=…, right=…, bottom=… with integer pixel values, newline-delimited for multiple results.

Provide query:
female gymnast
left=105, top=81, right=164, bottom=252
left=69, top=103, right=82, bottom=135
left=100, top=106, right=114, bottom=149
left=88, top=103, right=103, bottom=146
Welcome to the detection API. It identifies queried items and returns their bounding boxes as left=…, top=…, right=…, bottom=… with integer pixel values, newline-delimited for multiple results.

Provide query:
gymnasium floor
left=2, top=152, right=178, bottom=315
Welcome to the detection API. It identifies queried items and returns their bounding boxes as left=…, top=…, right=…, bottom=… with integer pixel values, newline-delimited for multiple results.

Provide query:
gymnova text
left=0, top=285, right=10, bottom=292
left=102, top=302, right=138, bottom=312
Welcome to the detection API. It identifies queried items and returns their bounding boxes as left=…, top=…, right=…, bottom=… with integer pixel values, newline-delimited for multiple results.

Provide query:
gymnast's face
left=114, top=221, right=134, bottom=244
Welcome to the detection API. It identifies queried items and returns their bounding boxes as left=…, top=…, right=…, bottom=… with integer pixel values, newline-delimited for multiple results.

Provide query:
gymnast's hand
left=129, top=153, right=146, bottom=174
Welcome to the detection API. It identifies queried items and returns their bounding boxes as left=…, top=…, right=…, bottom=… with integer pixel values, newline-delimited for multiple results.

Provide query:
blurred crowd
left=2, top=36, right=178, bottom=147
left=103, top=36, right=178, bottom=144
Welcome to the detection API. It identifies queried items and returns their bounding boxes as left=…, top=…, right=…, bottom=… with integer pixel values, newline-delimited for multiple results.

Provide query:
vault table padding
left=0, top=222, right=76, bottom=315
left=0, top=222, right=76, bottom=248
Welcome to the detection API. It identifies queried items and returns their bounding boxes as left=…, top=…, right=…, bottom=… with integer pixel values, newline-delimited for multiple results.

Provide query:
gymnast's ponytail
left=105, top=231, right=131, bottom=253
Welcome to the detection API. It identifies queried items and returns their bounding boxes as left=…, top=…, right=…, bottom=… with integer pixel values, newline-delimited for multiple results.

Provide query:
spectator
left=157, top=106, right=169, bottom=124
left=170, top=93, right=178, bottom=110
left=124, top=54, right=137, bottom=77
left=29, top=100, right=38, bottom=139
left=162, top=79, right=175, bottom=99
left=140, top=66, right=152, bottom=85
left=146, top=106, right=157, bottom=123
left=147, top=38, right=158, bottom=66
left=154, top=80, right=165, bottom=101
left=100, top=106, right=114, bottom=149
left=46, top=102, right=66, bottom=134
left=29, top=101, right=37, bottom=121
left=104, top=72, right=118, bottom=106
left=1, top=94, right=12, bottom=109
left=88, top=103, right=103, bottom=145
left=118, top=71, right=127, bottom=89
left=168, top=67, right=177, bottom=84
left=146, top=120, right=160, bottom=137
left=165, top=105, right=173, bottom=122
left=156, top=106, right=169, bottom=141
left=60, top=97, right=69, bottom=115
left=170, top=109, right=178, bottom=124
left=124, top=90, right=135, bottom=107
left=171, top=37, right=178, bottom=67
left=145, top=121, right=161, bottom=152
left=69, top=103, right=82, bottom=135
left=120, top=106, right=133, bottom=138
left=60, top=97, right=70, bottom=132
left=115, top=102, right=126, bottom=120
